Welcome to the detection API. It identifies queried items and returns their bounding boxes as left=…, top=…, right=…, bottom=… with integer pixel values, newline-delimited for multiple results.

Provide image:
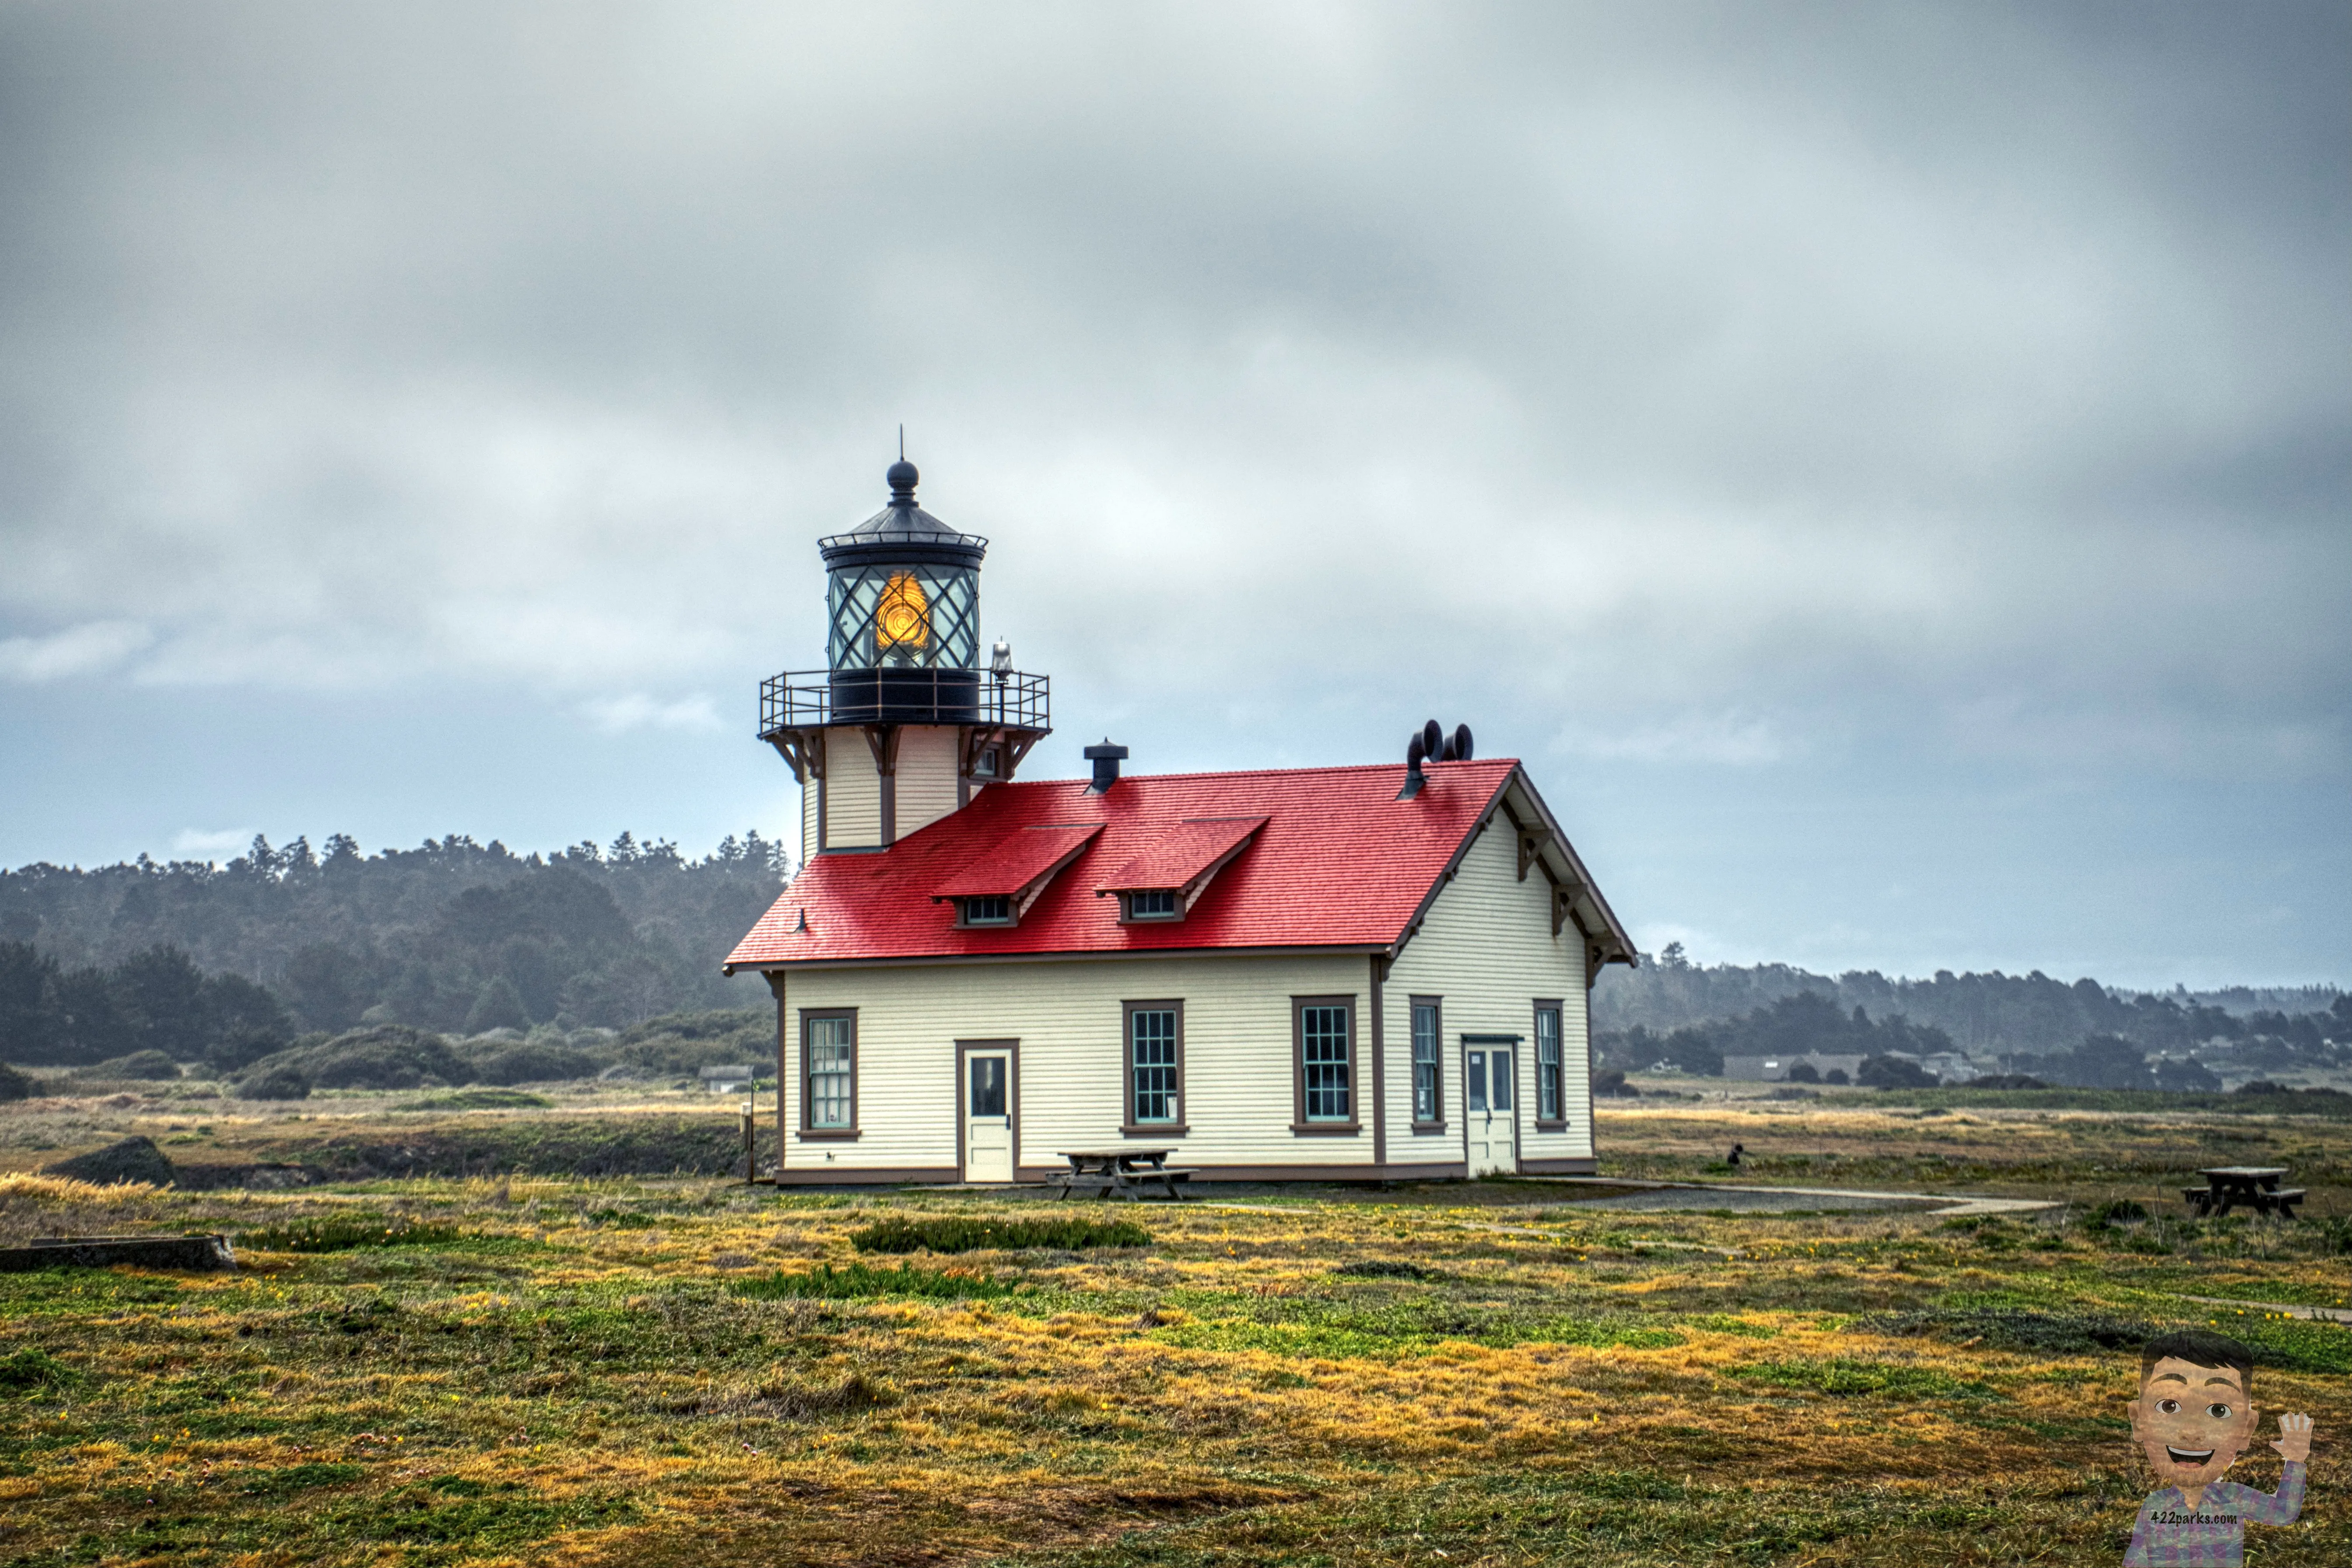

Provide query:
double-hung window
left=1535, top=1003, right=1563, bottom=1123
left=803, top=1011, right=856, bottom=1133
left=1125, top=1001, right=1183, bottom=1129
left=1293, top=996, right=1356, bottom=1130
left=1410, top=998, right=1442, bottom=1125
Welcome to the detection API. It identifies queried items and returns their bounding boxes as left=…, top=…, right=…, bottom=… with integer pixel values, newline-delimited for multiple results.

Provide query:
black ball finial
left=886, top=458, right=918, bottom=504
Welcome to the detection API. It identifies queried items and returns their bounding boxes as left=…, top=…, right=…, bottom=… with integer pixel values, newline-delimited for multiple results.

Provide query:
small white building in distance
left=724, top=460, right=1636, bottom=1184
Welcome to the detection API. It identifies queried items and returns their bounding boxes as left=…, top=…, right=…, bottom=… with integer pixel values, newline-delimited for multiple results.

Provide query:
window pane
left=1131, top=1009, right=1179, bottom=1123
left=1130, top=889, right=1178, bottom=918
left=1467, top=1051, right=1486, bottom=1113
left=808, top=1017, right=853, bottom=1128
left=969, top=1056, right=1006, bottom=1117
left=1536, top=1007, right=1562, bottom=1120
left=1411, top=1003, right=1438, bottom=1121
left=1301, top=1003, right=1350, bottom=1121
left=1491, top=1050, right=1512, bottom=1112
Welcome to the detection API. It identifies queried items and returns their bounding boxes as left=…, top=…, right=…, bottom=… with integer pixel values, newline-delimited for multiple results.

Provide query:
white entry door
left=963, top=1051, right=1013, bottom=1183
left=1464, top=1043, right=1517, bottom=1177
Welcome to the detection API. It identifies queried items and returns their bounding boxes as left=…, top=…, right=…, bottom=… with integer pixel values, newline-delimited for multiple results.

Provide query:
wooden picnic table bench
left=2182, top=1166, right=2304, bottom=1220
left=1052, top=1149, right=1196, bottom=1202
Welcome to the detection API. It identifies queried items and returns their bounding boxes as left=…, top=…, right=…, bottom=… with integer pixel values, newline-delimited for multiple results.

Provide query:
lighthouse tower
left=760, top=459, right=1051, bottom=863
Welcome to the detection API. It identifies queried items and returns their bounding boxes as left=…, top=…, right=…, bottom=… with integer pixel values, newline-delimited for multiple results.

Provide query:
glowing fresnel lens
left=875, top=572, right=931, bottom=653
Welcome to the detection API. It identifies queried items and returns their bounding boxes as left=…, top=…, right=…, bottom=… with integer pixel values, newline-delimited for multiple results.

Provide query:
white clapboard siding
left=894, top=725, right=965, bottom=838
left=1384, top=802, right=1594, bottom=1167
left=777, top=952, right=1367, bottom=1175
left=825, top=738, right=883, bottom=849
left=801, top=775, right=820, bottom=867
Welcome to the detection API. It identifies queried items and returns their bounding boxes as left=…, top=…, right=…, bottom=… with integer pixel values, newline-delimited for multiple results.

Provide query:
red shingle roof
left=931, top=823, right=1102, bottom=898
left=727, top=758, right=1533, bottom=968
left=1095, top=815, right=1266, bottom=893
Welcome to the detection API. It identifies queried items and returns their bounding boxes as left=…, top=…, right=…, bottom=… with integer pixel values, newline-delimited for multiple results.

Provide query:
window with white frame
left=1129, top=1006, right=1180, bottom=1124
left=1411, top=1000, right=1441, bottom=1123
left=804, top=1013, right=855, bottom=1130
left=1298, top=1001, right=1352, bottom=1123
left=1535, top=1003, right=1563, bottom=1122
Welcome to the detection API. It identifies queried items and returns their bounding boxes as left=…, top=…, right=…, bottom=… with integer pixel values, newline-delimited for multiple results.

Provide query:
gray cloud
left=0, top=2, right=2345, bottom=979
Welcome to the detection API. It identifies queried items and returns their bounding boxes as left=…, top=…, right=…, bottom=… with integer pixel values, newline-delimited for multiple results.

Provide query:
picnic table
left=1052, top=1149, right=1195, bottom=1201
left=2182, top=1166, right=2305, bottom=1220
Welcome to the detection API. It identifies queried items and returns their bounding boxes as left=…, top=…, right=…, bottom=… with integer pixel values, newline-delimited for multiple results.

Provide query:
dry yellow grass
left=0, top=1091, right=2344, bottom=1564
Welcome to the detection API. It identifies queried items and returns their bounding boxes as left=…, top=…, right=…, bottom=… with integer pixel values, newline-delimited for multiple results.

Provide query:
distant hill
left=1593, top=944, right=2348, bottom=1080
left=1, top=831, right=790, bottom=1063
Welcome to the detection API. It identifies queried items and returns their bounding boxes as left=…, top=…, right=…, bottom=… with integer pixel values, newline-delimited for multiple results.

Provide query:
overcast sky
left=2, top=2, right=2345, bottom=988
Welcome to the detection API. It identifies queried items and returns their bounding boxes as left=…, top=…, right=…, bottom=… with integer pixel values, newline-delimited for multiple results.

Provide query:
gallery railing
left=759, top=668, right=1050, bottom=735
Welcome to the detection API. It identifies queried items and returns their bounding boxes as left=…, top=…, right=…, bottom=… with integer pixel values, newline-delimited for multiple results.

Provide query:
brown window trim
left=1115, top=891, right=1185, bottom=924
left=799, top=1007, right=859, bottom=1139
left=1120, top=999, right=1188, bottom=1136
left=1290, top=993, right=1360, bottom=1136
left=1408, top=994, right=1446, bottom=1133
left=1532, top=998, right=1567, bottom=1130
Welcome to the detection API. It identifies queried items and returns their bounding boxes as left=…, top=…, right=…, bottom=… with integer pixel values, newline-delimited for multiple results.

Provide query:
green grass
left=394, top=1089, right=553, bottom=1111
left=848, top=1214, right=1150, bottom=1254
left=1730, top=1359, right=1995, bottom=1400
left=238, top=1215, right=477, bottom=1252
left=733, top=1259, right=1025, bottom=1301
left=0, top=1346, right=79, bottom=1394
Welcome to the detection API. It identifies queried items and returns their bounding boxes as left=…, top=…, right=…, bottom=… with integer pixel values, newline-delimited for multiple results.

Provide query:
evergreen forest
left=1, top=831, right=789, bottom=1067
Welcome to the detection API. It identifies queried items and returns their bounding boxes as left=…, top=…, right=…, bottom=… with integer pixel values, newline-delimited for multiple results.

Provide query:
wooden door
left=963, top=1050, right=1013, bottom=1183
left=1464, top=1043, right=1518, bottom=1177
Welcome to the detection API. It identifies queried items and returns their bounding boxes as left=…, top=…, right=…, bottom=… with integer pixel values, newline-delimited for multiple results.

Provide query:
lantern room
left=760, top=457, right=1052, bottom=860
left=820, top=459, right=984, bottom=672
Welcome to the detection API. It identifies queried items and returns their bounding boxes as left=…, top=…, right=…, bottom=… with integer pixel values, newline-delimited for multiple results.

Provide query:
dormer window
left=934, top=822, right=1105, bottom=932
left=1096, top=815, right=1267, bottom=928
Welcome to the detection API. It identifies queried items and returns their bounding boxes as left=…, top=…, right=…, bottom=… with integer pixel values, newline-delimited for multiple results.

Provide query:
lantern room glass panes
left=806, top=1016, right=854, bottom=1129
left=1130, top=1008, right=1179, bottom=1124
left=827, top=564, right=979, bottom=670
left=1300, top=1003, right=1351, bottom=1122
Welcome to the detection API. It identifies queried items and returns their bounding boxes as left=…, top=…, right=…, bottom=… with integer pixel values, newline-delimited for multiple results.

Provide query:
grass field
left=0, top=1088, right=2345, bottom=1566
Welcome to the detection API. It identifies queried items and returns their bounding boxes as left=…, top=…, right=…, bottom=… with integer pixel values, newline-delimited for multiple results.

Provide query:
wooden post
left=741, top=1098, right=756, bottom=1183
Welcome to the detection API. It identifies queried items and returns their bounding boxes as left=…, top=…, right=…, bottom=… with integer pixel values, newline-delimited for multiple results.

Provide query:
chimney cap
left=1083, top=738, right=1129, bottom=794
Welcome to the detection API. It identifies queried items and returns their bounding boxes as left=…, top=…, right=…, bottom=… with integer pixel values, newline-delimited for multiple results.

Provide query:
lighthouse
left=760, top=459, right=1052, bottom=862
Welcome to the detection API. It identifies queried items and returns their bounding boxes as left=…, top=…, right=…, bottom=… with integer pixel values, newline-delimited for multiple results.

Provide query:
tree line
left=1595, top=947, right=2351, bottom=1085
left=0, top=831, right=791, bottom=1064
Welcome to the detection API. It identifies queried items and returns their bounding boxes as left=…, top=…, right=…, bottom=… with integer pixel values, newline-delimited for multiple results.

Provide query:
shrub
left=1823, top=1068, right=1850, bottom=1085
left=398, top=1087, right=551, bottom=1110
left=78, top=1049, right=180, bottom=1081
left=849, top=1215, right=1149, bottom=1255
left=734, top=1261, right=1021, bottom=1301
left=0, top=1063, right=31, bottom=1102
left=751, top=1370, right=896, bottom=1418
left=1592, top=1069, right=1638, bottom=1098
left=237, top=1025, right=472, bottom=1093
left=1858, top=1055, right=1938, bottom=1090
left=1332, top=1259, right=1442, bottom=1280
left=239, top=1216, right=471, bottom=1252
left=2085, top=1199, right=2150, bottom=1230
left=41, top=1135, right=176, bottom=1187
left=238, top=1066, right=311, bottom=1100
left=466, top=1042, right=597, bottom=1085
left=0, top=1347, right=79, bottom=1395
